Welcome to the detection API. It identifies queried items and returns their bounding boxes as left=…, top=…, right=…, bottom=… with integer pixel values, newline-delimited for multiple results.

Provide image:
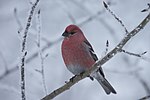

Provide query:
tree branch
left=139, top=95, right=150, bottom=100
left=103, top=1, right=128, bottom=34
left=41, top=11, right=150, bottom=100
left=36, top=9, right=48, bottom=95
left=19, top=0, right=40, bottom=100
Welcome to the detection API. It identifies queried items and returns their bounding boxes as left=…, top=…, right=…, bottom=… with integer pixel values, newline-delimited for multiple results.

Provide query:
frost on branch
left=35, top=9, right=48, bottom=95
left=103, top=1, right=128, bottom=34
left=19, top=0, right=40, bottom=100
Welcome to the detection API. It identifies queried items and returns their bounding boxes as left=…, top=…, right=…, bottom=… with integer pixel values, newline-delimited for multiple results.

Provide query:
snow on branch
left=103, top=1, right=128, bottom=34
left=41, top=5, right=150, bottom=100
left=19, top=0, right=40, bottom=100
left=35, top=9, right=48, bottom=95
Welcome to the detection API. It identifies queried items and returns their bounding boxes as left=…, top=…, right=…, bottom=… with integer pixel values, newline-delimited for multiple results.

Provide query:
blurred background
left=0, top=0, right=150, bottom=100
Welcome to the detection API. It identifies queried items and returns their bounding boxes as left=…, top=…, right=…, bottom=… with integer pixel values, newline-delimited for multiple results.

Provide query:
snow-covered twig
left=36, top=9, right=47, bottom=95
left=19, top=0, right=40, bottom=100
left=103, top=1, right=128, bottom=34
left=101, top=40, right=109, bottom=57
left=20, top=51, right=27, bottom=100
left=141, top=3, right=150, bottom=12
left=121, top=49, right=147, bottom=57
left=105, top=40, right=109, bottom=55
left=120, top=49, right=150, bottom=62
left=41, top=8, right=150, bottom=100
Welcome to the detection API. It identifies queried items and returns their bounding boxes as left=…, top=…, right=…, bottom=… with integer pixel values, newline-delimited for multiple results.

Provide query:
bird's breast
left=62, top=39, right=95, bottom=72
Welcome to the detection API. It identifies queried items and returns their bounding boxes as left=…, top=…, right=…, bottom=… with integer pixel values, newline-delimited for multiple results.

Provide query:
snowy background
left=0, top=0, right=150, bottom=100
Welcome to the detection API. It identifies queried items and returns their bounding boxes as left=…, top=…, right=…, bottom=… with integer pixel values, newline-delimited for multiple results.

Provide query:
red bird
left=61, top=25, right=116, bottom=94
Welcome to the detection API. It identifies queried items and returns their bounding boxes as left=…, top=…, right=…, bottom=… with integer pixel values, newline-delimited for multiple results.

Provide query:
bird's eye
left=70, top=31, right=75, bottom=35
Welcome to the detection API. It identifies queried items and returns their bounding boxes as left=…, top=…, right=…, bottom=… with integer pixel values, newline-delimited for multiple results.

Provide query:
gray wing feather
left=83, top=40, right=105, bottom=77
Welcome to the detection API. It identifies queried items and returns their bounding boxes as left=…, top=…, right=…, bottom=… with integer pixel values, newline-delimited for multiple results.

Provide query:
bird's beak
left=62, top=31, right=69, bottom=37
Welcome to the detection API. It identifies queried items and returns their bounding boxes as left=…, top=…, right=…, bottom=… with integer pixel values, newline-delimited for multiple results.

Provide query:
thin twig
left=139, top=95, right=150, bottom=100
left=101, top=40, right=109, bottom=57
left=120, top=49, right=150, bottom=62
left=121, top=49, right=147, bottom=57
left=14, top=8, right=23, bottom=35
left=103, top=1, right=129, bottom=34
left=141, top=3, right=150, bottom=12
left=105, top=40, right=109, bottom=55
left=36, top=9, right=47, bottom=95
left=41, top=11, right=150, bottom=100
left=19, top=0, right=40, bottom=100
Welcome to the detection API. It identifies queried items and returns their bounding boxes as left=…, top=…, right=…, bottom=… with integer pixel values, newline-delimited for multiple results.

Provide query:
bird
left=61, top=24, right=116, bottom=94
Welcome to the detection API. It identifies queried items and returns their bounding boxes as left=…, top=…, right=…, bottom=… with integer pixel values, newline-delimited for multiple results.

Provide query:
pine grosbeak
left=61, top=25, right=116, bottom=94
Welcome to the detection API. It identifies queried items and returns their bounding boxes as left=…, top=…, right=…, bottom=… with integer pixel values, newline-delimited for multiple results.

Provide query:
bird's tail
left=94, top=73, right=116, bottom=94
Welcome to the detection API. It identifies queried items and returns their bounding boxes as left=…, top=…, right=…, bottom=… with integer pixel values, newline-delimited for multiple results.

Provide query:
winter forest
left=0, top=0, right=150, bottom=100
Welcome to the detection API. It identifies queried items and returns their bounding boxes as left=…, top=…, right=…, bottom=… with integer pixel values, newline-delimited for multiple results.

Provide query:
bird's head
left=62, top=25, right=82, bottom=38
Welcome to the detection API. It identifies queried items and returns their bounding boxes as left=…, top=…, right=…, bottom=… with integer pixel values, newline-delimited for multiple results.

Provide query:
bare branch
left=41, top=11, right=150, bottom=100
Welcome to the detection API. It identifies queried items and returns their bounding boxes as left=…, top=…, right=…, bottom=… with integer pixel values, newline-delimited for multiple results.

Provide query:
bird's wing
left=83, top=40, right=105, bottom=77
left=83, top=40, right=98, bottom=61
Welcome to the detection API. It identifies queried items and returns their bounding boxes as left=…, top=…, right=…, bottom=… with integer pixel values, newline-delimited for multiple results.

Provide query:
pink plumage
left=61, top=24, right=116, bottom=94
